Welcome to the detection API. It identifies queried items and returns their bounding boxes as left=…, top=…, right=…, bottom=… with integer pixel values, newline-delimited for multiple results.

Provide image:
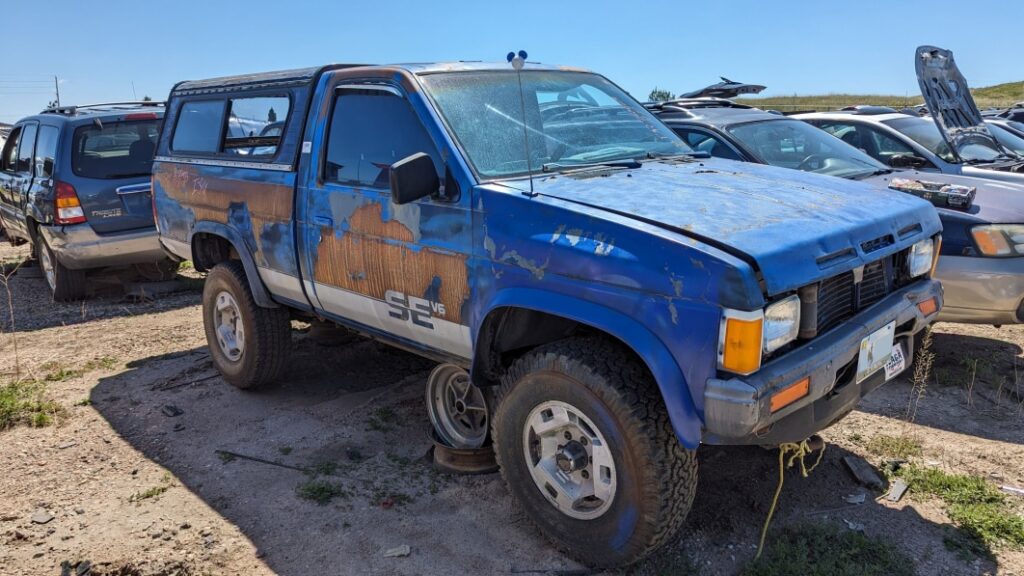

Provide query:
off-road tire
left=37, top=235, right=87, bottom=302
left=134, top=260, right=182, bottom=282
left=492, top=337, right=698, bottom=567
left=203, top=261, right=290, bottom=389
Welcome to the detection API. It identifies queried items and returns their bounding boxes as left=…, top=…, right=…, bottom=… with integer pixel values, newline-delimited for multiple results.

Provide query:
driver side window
left=324, top=87, right=441, bottom=189
left=865, top=127, right=936, bottom=170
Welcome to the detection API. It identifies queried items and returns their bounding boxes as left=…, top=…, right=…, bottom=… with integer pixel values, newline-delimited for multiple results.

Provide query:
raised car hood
left=502, top=159, right=941, bottom=296
left=915, top=45, right=1004, bottom=160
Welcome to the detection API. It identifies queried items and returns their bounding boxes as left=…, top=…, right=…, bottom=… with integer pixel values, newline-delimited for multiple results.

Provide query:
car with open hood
left=649, top=94, right=1024, bottom=325
left=152, top=61, right=942, bottom=567
left=800, top=46, right=1024, bottom=187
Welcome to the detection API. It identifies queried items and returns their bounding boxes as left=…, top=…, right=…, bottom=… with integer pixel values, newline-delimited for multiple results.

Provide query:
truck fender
left=189, top=221, right=278, bottom=308
left=482, top=288, right=701, bottom=449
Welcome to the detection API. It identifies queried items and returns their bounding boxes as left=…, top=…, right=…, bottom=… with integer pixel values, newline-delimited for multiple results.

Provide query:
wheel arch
left=473, top=288, right=701, bottom=449
left=189, top=221, right=277, bottom=308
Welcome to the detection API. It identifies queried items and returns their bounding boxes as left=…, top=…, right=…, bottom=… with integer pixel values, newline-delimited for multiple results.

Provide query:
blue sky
left=2, top=0, right=1020, bottom=123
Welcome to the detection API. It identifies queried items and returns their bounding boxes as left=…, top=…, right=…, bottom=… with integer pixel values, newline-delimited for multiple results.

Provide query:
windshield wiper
left=645, top=151, right=707, bottom=161
left=541, top=159, right=642, bottom=173
left=849, top=168, right=892, bottom=180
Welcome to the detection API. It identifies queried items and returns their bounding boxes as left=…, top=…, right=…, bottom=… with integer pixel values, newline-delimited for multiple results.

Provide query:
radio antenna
left=507, top=50, right=535, bottom=196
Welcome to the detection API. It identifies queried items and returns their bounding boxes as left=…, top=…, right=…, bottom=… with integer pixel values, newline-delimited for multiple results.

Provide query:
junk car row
left=0, top=45, right=1020, bottom=567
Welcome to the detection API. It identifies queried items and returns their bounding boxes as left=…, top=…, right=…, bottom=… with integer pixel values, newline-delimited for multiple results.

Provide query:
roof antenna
left=507, top=50, right=535, bottom=196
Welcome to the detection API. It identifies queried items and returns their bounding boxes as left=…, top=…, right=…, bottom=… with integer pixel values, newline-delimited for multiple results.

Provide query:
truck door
left=298, top=81, right=473, bottom=360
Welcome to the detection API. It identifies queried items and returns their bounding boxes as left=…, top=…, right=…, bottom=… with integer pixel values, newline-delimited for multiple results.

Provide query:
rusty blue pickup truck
left=152, top=61, right=943, bottom=566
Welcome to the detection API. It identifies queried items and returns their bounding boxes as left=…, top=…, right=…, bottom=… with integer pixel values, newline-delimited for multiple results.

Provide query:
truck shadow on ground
left=90, top=331, right=996, bottom=576
left=856, top=330, right=1024, bottom=445
left=0, top=261, right=201, bottom=334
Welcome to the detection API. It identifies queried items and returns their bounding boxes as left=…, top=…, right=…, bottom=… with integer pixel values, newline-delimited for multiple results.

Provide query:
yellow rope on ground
left=754, top=438, right=827, bottom=560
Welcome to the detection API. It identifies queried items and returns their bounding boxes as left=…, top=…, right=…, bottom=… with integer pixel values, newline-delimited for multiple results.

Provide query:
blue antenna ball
left=518, top=50, right=528, bottom=60
left=506, top=52, right=515, bottom=63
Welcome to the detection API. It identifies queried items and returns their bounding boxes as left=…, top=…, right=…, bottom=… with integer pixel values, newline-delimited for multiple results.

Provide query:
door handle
left=314, top=216, right=333, bottom=227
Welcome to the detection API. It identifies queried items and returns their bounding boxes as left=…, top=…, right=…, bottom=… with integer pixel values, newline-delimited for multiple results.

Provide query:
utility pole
left=54, top=75, right=60, bottom=107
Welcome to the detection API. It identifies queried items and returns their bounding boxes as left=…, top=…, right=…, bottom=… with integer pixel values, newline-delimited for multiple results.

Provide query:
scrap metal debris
left=843, top=519, right=866, bottom=533
left=383, top=544, right=411, bottom=558
left=1001, top=485, right=1024, bottom=498
left=887, top=479, right=909, bottom=502
left=842, top=455, right=885, bottom=490
left=843, top=493, right=866, bottom=505
left=160, top=405, right=184, bottom=418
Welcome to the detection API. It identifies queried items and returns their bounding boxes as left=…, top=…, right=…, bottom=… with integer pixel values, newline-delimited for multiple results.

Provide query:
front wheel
left=203, top=261, right=291, bottom=389
left=492, top=337, right=697, bottom=567
left=37, top=235, right=86, bottom=301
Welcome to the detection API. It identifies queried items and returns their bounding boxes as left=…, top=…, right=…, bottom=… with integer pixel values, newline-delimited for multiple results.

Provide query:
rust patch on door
left=313, top=203, right=469, bottom=324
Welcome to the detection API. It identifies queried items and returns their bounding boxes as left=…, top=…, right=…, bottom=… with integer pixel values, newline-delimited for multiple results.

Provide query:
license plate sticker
left=885, top=343, right=906, bottom=381
left=856, top=321, right=896, bottom=384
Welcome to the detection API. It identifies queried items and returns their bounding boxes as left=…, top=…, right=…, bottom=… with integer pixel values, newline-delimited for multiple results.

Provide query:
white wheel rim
left=522, top=400, right=617, bottom=520
left=427, top=364, right=489, bottom=448
left=213, top=291, right=244, bottom=362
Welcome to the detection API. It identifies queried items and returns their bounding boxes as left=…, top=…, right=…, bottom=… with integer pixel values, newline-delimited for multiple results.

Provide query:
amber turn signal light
left=770, top=377, right=810, bottom=413
left=719, top=312, right=763, bottom=375
left=917, top=297, right=938, bottom=316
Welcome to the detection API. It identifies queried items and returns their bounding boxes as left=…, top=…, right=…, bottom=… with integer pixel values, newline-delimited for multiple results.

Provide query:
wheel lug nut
left=580, top=437, right=588, bottom=446
left=581, top=470, right=590, bottom=479
left=563, top=431, right=572, bottom=441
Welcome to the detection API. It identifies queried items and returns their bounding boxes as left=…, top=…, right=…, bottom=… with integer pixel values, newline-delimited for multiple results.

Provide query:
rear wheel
left=37, top=235, right=86, bottom=301
left=203, top=261, right=290, bottom=389
left=492, top=337, right=697, bottom=567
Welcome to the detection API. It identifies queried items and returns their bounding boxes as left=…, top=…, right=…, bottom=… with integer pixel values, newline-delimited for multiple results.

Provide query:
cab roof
left=170, top=62, right=590, bottom=95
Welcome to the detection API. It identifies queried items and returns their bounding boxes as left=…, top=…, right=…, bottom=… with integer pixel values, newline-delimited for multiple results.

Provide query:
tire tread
left=492, top=336, right=697, bottom=566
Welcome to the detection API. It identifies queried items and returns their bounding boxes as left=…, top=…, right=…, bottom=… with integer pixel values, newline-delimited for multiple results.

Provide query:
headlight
left=907, top=238, right=935, bottom=277
left=763, top=295, right=801, bottom=354
left=718, top=295, right=801, bottom=375
left=971, top=224, right=1024, bottom=257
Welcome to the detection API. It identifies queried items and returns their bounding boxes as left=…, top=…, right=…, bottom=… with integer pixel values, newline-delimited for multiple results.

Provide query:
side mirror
left=390, top=152, right=439, bottom=205
left=888, top=154, right=928, bottom=169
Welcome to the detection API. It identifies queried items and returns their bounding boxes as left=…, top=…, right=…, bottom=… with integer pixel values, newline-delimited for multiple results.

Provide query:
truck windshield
left=883, top=116, right=1000, bottom=164
left=72, top=119, right=160, bottom=179
left=420, top=70, right=690, bottom=178
left=726, top=118, right=887, bottom=179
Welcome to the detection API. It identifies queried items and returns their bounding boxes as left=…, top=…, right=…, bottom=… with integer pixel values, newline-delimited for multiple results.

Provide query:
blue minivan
left=0, top=102, right=176, bottom=300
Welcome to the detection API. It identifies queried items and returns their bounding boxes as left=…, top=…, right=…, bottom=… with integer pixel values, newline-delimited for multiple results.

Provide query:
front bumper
left=702, top=278, right=942, bottom=445
left=934, top=255, right=1024, bottom=325
left=39, top=223, right=168, bottom=270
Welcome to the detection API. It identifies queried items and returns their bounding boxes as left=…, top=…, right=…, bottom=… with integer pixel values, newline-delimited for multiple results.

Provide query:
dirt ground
left=1, top=239, right=1022, bottom=576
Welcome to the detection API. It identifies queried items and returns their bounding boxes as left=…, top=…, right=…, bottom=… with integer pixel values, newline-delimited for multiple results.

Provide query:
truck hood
left=915, top=46, right=1009, bottom=161
left=498, top=159, right=941, bottom=296
left=864, top=170, right=1024, bottom=224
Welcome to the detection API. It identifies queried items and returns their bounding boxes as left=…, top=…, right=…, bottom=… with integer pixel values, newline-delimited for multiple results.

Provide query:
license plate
left=856, top=321, right=895, bottom=384
left=884, top=343, right=906, bottom=381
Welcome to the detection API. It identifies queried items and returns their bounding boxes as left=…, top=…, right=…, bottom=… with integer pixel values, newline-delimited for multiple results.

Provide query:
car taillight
left=54, top=181, right=87, bottom=225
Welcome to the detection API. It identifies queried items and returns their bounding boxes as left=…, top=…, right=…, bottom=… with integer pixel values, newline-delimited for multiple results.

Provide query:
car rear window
left=72, top=120, right=160, bottom=179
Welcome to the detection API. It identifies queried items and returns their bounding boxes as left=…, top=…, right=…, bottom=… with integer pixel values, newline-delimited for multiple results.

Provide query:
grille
left=857, top=259, right=890, bottom=309
left=816, top=270, right=855, bottom=333
left=811, top=249, right=905, bottom=335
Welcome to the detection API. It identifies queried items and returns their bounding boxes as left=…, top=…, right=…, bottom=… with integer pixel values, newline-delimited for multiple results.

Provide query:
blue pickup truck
left=153, top=62, right=943, bottom=566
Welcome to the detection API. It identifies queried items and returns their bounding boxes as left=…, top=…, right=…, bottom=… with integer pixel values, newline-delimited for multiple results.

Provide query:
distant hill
left=734, top=80, right=1023, bottom=112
